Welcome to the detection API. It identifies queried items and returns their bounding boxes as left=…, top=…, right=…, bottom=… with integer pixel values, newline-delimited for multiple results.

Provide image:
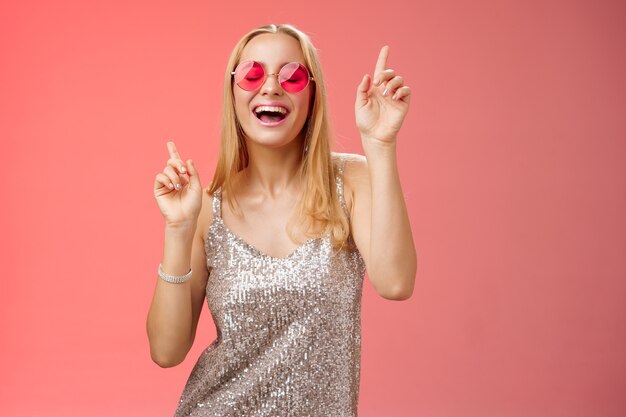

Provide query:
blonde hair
left=207, top=23, right=352, bottom=251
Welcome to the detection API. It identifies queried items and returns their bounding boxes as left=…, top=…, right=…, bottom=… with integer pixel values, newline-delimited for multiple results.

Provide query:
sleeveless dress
left=174, top=154, right=366, bottom=417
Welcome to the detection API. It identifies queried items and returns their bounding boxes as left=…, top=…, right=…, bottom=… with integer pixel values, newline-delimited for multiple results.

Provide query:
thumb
left=186, top=159, right=202, bottom=190
left=355, top=74, right=371, bottom=109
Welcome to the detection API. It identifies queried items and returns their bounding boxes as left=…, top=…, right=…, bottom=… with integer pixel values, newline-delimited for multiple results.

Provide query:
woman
left=147, top=23, right=416, bottom=416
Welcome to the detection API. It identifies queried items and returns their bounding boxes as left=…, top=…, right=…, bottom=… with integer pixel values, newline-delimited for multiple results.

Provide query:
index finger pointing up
left=167, top=141, right=182, bottom=160
left=374, top=45, right=390, bottom=83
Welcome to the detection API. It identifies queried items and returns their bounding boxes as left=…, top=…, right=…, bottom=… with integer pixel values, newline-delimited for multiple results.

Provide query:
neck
left=240, top=137, right=306, bottom=198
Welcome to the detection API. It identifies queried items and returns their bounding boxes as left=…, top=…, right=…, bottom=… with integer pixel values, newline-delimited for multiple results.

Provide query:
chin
left=247, top=133, right=300, bottom=149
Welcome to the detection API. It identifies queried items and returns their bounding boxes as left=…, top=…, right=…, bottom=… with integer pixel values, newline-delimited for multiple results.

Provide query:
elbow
left=151, top=350, right=186, bottom=368
left=380, top=284, right=414, bottom=301
left=392, top=288, right=413, bottom=301
left=371, top=256, right=417, bottom=301
left=149, top=339, right=189, bottom=368
left=393, top=274, right=416, bottom=300
left=146, top=324, right=192, bottom=368
left=372, top=270, right=416, bottom=301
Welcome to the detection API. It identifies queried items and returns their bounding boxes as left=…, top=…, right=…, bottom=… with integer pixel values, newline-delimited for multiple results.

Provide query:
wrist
left=361, top=136, right=398, bottom=158
left=165, top=221, right=196, bottom=239
left=158, top=263, right=192, bottom=284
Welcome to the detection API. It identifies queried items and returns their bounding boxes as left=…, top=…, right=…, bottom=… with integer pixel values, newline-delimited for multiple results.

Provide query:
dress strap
left=334, top=156, right=350, bottom=219
left=212, top=187, right=222, bottom=219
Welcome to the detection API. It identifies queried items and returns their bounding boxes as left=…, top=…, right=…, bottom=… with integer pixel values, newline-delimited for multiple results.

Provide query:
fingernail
left=175, top=183, right=181, bottom=190
left=168, top=183, right=174, bottom=189
left=181, top=166, right=186, bottom=173
left=383, top=88, right=388, bottom=96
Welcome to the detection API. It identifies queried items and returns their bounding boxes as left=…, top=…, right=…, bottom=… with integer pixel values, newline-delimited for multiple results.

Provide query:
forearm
left=363, top=140, right=417, bottom=299
left=146, top=224, right=196, bottom=367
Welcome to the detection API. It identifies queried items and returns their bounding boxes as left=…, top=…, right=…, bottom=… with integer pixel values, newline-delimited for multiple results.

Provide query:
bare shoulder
left=332, top=152, right=367, bottom=173
left=331, top=152, right=369, bottom=214
left=331, top=152, right=369, bottom=184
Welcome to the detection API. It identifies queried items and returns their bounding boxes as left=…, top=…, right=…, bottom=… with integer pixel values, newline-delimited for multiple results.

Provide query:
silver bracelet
left=158, top=263, right=192, bottom=283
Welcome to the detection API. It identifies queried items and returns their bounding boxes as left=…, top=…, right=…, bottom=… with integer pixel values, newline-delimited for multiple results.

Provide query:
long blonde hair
left=207, top=23, right=351, bottom=250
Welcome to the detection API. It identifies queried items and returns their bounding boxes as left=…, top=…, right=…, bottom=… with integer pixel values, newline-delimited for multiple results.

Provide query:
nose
left=260, top=73, right=283, bottom=95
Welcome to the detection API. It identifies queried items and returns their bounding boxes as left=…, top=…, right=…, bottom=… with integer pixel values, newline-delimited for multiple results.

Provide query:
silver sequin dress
left=174, top=154, right=366, bottom=417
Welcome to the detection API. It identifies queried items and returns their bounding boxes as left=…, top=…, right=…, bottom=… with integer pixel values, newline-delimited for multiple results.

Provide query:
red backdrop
left=1, top=0, right=625, bottom=416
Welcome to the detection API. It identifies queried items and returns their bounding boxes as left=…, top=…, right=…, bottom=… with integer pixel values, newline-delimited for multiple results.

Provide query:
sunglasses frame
left=231, top=60, right=315, bottom=93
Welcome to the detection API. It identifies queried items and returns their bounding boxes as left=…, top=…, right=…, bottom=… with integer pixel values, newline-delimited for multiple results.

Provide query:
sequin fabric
left=174, top=154, right=366, bottom=417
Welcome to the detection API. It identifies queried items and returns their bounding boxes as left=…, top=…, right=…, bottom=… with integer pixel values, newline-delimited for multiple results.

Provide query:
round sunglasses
left=231, top=60, right=314, bottom=93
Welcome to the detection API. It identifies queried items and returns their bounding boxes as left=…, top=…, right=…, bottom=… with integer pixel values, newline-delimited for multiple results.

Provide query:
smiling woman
left=231, top=33, right=314, bottom=154
left=146, top=23, right=416, bottom=416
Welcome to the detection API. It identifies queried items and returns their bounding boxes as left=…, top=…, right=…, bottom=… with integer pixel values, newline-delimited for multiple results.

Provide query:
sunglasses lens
left=234, top=61, right=264, bottom=91
left=279, top=63, right=310, bottom=93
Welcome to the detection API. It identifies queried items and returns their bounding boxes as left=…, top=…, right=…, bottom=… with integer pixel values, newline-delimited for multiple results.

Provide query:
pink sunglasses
left=231, top=60, right=314, bottom=93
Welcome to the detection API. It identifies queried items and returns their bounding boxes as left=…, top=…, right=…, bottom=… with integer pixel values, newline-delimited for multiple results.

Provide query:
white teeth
left=254, top=105, right=288, bottom=114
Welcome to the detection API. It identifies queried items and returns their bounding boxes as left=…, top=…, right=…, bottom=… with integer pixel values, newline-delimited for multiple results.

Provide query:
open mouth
left=253, top=105, right=289, bottom=124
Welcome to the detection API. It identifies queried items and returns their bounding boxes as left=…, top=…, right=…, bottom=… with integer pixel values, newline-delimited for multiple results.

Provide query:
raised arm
left=349, top=46, right=416, bottom=300
left=146, top=141, right=210, bottom=367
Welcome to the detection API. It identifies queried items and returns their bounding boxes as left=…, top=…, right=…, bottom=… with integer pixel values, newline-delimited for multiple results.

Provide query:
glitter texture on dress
left=174, top=154, right=366, bottom=417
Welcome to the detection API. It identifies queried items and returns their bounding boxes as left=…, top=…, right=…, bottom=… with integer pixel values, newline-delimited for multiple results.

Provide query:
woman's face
left=233, top=33, right=313, bottom=150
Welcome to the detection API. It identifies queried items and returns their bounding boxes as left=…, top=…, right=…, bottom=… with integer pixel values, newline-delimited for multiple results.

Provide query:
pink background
left=2, top=0, right=625, bottom=416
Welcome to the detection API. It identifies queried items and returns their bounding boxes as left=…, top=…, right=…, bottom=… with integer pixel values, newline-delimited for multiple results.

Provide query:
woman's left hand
left=355, top=45, right=411, bottom=147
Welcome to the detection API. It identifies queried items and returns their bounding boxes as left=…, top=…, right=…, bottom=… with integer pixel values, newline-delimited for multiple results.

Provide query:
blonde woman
left=147, top=23, right=416, bottom=416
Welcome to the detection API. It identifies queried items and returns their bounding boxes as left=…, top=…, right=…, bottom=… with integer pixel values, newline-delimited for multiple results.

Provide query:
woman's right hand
left=153, top=141, right=203, bottom=228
